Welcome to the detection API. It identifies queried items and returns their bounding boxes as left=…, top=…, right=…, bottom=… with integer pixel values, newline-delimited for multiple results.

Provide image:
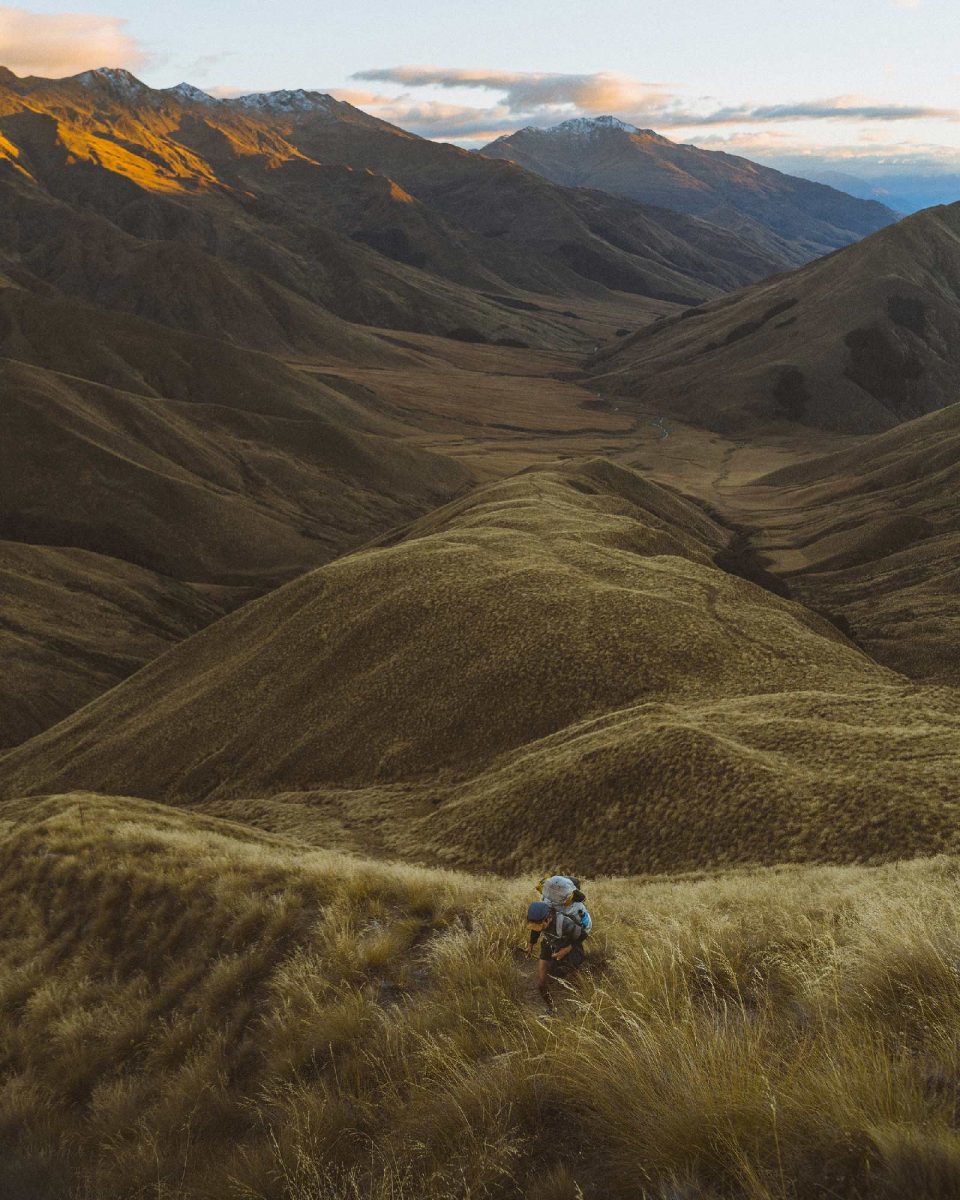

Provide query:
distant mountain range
left=0, top=64, right=805, bottom=356
left=3, top=62, right=958, bottom=755
left=481, top=116, right=898, bottom=265
left=755, top=162, right=960, bottom=215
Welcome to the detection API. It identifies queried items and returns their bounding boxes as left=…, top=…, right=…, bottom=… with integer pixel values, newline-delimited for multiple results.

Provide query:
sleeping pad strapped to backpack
left=538, top=874, right=593, bottom=941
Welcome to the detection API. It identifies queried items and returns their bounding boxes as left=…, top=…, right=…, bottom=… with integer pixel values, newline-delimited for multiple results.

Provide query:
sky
left=1, top=0, right=959, bottom=203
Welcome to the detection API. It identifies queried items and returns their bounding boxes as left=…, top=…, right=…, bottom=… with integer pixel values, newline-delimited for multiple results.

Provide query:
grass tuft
left=4, top=795, right=960, bottom=1197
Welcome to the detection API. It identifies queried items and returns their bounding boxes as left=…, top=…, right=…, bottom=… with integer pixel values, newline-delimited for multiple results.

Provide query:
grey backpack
left=538, top=874, right=593, bottom=938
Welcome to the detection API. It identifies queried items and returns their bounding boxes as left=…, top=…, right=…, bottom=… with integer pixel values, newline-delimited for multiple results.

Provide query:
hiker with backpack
left=525, top=875, right=592, bottom=994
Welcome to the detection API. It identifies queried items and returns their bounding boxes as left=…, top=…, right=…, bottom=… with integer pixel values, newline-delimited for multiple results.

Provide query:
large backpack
left=538, top=874, right=593, bottom=939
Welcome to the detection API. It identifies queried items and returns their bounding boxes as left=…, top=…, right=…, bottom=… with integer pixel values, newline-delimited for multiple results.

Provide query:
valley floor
left=4, top=294, right=960, bottom=1200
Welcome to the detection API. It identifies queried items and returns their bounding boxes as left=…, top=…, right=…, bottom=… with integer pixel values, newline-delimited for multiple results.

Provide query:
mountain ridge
left=589, top=201, right=960, bottom=435
left=3, top=457, right=958, bottom=878
left=481, top=115, right=898, bottom=266
left=0, top=63, right=793, bottom=345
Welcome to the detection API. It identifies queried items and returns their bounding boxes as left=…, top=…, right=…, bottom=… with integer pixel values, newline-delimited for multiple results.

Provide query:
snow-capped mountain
left=72, top=67, right=150, bottom=99
left=481, top=116, right=896, bottom=266
left=162, top=82, right=217, bottom=106
left=230, top=88, right=336, bottom=115
left=523, top=115, right=643, bottom=138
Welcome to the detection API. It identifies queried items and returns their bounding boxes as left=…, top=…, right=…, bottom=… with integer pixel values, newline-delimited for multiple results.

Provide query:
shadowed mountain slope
left=0, top=289, right=468, bottom=744
left=3, top=458, right=958, bottom=876
left=743, top=401, right=960, bottom=685
left=589, top=202, right=960, bottom=434
left=260, top=102, right=787, bottom=296
left=0, top=64, right=800, bottom=354
left=481, top=117, right=897, bottom=265
left=0, top=542, right=242, bottom=750
left=0, top=317, right=466, bottom=583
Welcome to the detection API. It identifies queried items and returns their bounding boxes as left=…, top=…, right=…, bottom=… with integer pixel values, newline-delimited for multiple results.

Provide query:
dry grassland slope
left=748, top=401, right=960, bottom=684
left=2, top=459, right=958, bottom=875
left=5, top=793, right=960, bottom=1199
left=0, top=289, right=467, bottom=743
left=0, top=332, right=466, bottom=584
left=591, top=203, right=960, bottom=435
left=0, top=541, right=239, bottom=750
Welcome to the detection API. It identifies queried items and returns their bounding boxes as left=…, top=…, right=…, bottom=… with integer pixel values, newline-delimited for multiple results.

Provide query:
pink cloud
left=349, top=66, right=959, bottom=143
left=0, top=5, right=147, bottom=77
left=354, top=67, right=674, bottom=116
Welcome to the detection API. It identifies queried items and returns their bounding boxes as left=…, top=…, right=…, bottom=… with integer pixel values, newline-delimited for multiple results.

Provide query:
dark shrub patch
left=773, top=367, right=810, bottom=420
left=350, top=228, right=427, bottom=269
left=887, top=294, right=927, bottom=337
left=483, top=294, right=543, bottom=313
left=844, top=325, right=924, bottom=415
left=762, top=298, right=799, bottom=321
left=445, top=327, right=490, bottom=344
left=724, top=319, right=763, bottom=346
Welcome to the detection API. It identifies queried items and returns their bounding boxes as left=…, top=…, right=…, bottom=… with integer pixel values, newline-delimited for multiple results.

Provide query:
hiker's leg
left=536, top=959, right=549, bottom=990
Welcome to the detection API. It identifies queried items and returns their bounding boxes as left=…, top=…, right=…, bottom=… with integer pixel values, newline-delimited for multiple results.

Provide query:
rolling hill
left=481, top=117, right=897, bottom=265
left=0, top=542, right=241, bottom=750
left=0, top=288, right=468, bottom=743
left=589, top=201, right=960, bottom=434
left=2, top=458, right=958, bottom=877
left=0, top=306, right=467, bottom=582
left=740, top=400, right=960, bottom=686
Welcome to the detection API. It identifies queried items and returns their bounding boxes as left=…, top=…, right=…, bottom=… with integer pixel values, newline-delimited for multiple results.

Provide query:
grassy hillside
left=0, top=541, right=243, bottom=749
left=590, top=203, right=960, bottom=435
left=741, top=401, right=960, bottom=686
left=0, top=352, right=465, bottom=583
left=3, top=458, right=959, bottom=875
left=0, top=289, right=468, bottom=742
left=4, top=793, right=960, bottom=1199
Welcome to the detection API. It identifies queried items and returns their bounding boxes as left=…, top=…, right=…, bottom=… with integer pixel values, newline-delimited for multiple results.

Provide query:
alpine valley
left=2, top=60, right=960, bottom=1200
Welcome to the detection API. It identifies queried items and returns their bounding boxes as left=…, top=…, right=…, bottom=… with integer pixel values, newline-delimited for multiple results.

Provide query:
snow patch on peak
left=164, top=82, right=217, bottom=105
left=231, top=88, right=336, bottom=115
left=550, top=115, right=639, bottom=137
left=73, top=67, right=148, bottom=98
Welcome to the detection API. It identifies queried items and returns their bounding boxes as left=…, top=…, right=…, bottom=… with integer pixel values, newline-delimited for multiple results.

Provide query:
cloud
left=695, top=130, right=957, bottom=160
left=692, top=131, right=960, bottom=182
left=333, top=92, right=519, bottom=139
left=668, top=98, right=958, bottom=127
left=180, top=52, right=234, bottom=81
left=353, top=67, right=673, bottom=116
left=348, top=67, right=959, bottom=143
left=0, top=5, right=147, bottom=77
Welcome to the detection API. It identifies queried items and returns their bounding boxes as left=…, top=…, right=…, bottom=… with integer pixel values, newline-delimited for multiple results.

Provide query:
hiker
left=526, top=875, right=592, bottom=993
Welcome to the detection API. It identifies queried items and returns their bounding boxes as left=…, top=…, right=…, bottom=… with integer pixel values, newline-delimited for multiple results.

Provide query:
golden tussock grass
left=5, top=793, right=960, bottom=1199
left=5, top=458, right=958, bottom=882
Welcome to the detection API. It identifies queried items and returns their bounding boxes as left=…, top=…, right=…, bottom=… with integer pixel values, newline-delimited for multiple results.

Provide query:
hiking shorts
left=540, top=942, right=585, bottom=972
